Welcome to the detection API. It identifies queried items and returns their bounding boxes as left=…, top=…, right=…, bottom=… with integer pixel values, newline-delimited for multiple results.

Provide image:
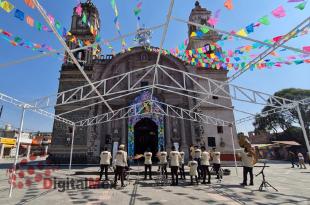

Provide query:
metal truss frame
left=29, top=62, right=299, bottom=119
left=75, top=99, right=232, bottom=127
left=236, top=97, right=310, bottom=124
left=0, top=92, right=74, bottom=126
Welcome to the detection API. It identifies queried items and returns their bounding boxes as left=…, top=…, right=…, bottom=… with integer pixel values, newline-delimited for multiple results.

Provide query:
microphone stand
left=256, top=162, right=278, bottom=192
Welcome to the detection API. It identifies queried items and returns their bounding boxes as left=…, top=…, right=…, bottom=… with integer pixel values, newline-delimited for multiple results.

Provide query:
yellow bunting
left=236, top=29, right=248, bottom=37
left=0, top=1, right=14, bottom=13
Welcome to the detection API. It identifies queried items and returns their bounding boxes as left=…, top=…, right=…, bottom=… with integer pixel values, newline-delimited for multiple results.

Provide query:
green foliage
left=253, top=88, right=310, bottom=137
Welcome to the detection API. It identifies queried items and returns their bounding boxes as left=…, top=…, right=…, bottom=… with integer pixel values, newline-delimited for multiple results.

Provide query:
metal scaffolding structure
left=1, top=0, right=309, bottom=198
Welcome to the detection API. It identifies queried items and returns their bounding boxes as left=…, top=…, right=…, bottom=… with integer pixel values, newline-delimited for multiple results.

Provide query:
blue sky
left=0, top=0, right=309, bottom=133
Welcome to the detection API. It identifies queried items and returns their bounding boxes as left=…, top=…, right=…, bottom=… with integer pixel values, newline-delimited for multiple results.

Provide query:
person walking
left=188, top=159, right=198, bottom=185
left=298, top=152, right=307, bottom=169
left=169, top=145, right=181, bottom=186
left=144, top=148, right=153, bottom=180
left=179, top=149, right=186, bottom=180
left=238, top=147, right=254, bottom=186
left=288, top=150, right=298, bottom=168
left=158, top=146, right=168, bottom=179
left=200, top=146, right=211, bottom=184
left=113, top=144, right=127, bottom=187
left=99, top=147, right=112, bottom=181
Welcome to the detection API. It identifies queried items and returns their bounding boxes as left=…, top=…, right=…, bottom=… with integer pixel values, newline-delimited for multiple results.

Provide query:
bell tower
left=187, top=1, right=222, bottom=50
left=50, top=1, right=101, bottom=163
left=186, top=1, right=237, bottom=154
left=64, top=0, right=101, bottom=65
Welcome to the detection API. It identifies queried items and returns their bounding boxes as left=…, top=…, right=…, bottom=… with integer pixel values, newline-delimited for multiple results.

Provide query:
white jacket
left=194, top=149, right=201, bottom=159
left=212, top=152, right=221, bottom=164
left=100, top=151, right=112, bottom=165
left=158, top=151, right=168, bottom=164
left=169, top=151, right=181, bottom=167
left=179, top=151, right=185, bottom=164
left=114, top=150, right=127, bottom=167
left=238, top=150, right=254, bottom=167
left=144, top=152, right=152, bottom=165
left=188, top=160, right=198, bottom=176
left=201, top=151, right=210, bottom=166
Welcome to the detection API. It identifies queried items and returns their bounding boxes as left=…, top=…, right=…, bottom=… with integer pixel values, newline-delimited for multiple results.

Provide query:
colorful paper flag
left=302, top=46, right=310, bottom=53
left=295, top=2, right=306, bottom=10
left=272, top=6, right=286, bottom=18
left=76, top=3, right=82, bottom=16
left=0, top=1, right=14, bottom=13
left=259, top=16, right=270, bottom=25
left=14, top=9, right=25, bottom=21
left=26, top=16, right=34, bottom=27
left=236, top=29, right=248, bottom=37
left=224, top=0, right=233, bottom=10
left=24, top=0, right=35, bottom=9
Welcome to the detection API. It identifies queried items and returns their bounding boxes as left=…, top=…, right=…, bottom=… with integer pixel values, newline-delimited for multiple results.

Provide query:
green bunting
left=259, top=16, right=270, bottom=25
left=55, top=21, right=61, bottom=30
left=35, top=22, right=42, bottom=31
left=82, top=13, right=87, bottom=24
left=200, top=26, right=210, bottom=34
left=295, top=2, right=306, bottom=10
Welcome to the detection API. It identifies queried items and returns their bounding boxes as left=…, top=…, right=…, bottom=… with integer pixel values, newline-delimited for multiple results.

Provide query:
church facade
left=49, top=1, right=237, bottom=164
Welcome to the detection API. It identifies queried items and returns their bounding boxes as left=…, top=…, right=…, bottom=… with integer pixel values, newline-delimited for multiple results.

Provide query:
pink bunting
left=273, top=35, right=283, bottom=42
left=207, top=17, right=218, bottom=26
left=272, top=6, right=286, bottom=18
left=76, top=3, right=82, bottom=16
left=302, top=46, right=310, bottom=52
left=287, top=0, right=304, bottom=2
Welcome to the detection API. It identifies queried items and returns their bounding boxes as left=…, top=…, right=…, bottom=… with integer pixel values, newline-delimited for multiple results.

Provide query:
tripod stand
left=256, top=162, right=278, bottom=192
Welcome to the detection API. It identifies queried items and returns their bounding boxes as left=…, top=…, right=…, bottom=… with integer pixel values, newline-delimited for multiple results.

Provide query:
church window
left=208, top=137, right=216, bottom=147
left=212, top=96, right=219, bottom=100
left=217, top=126, right=223, bottom=134
left=141, top=81, right=149, bottom=87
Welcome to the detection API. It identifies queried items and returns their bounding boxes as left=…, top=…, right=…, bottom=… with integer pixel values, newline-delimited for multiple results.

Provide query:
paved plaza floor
left=0, top=157, right=309, bottom=205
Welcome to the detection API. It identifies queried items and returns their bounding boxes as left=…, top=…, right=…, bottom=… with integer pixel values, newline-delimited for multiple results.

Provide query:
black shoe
left=207, top=181, right=211, bottom=184
left=249, top=183, right=254, bottom=186
left=201, top=182, right=206, bottom=184
left=240, top=183, right=247, bottom=186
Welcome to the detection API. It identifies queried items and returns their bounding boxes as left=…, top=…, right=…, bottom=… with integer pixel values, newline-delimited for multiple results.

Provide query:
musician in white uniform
left=144, top=148, right=153, bottom=180
left=99, top=147, right=112, bottom=181
left=194, top=145, right=202, bottom=179
left=158, top=146, right=168, bottom=178
left=238, top=147, right=254, bottom=186
left=179, top=149, right=186, bottom=179
left=188, top=160, right=198, bottom=185
left=211, top=148, right=221, bottom=179
left=169, top=146, right=181, bottom=186
left=113, top=144, right=127, bottom=187
left=200, top=146, right=211, bottom=184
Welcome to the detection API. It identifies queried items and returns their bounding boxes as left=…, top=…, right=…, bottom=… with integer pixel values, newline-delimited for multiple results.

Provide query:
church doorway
left=134, top=118, right=158, bottom=158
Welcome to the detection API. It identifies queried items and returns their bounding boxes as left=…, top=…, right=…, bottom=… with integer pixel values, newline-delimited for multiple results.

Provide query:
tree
left=253, top=88, right=310, bottom=138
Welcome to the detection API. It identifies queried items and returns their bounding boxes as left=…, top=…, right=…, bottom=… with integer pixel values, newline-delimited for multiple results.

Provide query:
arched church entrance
left=134, top=118, right=158, bottom=157
left=127, top=91, right=165, bottom=158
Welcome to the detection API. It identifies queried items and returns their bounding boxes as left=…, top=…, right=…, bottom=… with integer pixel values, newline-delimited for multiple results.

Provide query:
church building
left=49, top=1, right=237, bottom=164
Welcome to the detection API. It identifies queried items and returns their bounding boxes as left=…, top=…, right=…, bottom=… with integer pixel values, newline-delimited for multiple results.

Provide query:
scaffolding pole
left=9, top=106, right=26, bottom=198
left=296, top=104, right=310, bottom=160
left=69, top=125, right=76, bottom=171
left=230, top=124, right=238, bottom=176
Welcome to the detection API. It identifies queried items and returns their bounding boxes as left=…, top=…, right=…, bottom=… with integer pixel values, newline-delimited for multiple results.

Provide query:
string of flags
left=110, top=0, right=126, bottom=51
left=0, top=27, right=61, bottom=56
left=134, top=1, right=143, bottom=28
